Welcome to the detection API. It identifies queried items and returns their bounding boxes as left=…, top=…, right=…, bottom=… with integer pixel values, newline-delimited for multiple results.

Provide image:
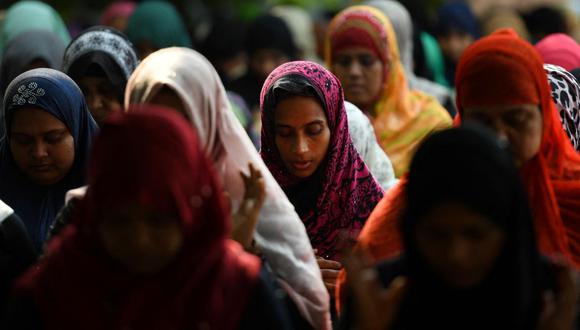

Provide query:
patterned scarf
left=260, top=61, right=384, bottom=260
left=544, top=64, right=580, bottom=152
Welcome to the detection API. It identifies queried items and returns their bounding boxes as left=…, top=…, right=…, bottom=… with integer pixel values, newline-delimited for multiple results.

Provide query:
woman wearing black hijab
left=341, top=125, right=578, bottom=330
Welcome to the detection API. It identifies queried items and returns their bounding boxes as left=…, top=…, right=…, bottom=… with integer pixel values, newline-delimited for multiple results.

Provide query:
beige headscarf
left=125, top=47, right=330, bottom=329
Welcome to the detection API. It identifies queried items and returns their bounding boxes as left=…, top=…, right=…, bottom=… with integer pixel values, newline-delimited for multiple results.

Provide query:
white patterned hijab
left=125, top=47, right=331, bottom=329
left=63, top=26, right=138, bottom=80
left=545, top=64, right=580, bottom=151
left=345, top=101, right=398, bottom=190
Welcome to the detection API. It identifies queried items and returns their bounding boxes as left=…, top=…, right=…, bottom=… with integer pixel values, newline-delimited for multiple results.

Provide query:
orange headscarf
left=336, top=29, right=580, bottom=312
left=325, top=6, right=451, bottom=177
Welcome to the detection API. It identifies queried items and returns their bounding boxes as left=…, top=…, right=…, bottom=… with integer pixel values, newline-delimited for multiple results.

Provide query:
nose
left=87, top=92, right=103, bottom=111
left=493, top=123, right=510, bottom=145
left=30, top=141, right=48, bottom=159
left=292, top=134, right=309, bottom=155
left=447, top=237, right=471, bottom=266
left=133, top=222, right=153, bottom=251
left=348, top=60, right=363, bottom=78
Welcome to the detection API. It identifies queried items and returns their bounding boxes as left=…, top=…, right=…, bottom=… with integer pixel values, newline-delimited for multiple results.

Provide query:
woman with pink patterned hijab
left=260, top=61, right=384, bottom=296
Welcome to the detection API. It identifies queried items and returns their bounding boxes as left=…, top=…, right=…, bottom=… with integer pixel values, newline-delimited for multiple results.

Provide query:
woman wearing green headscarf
left=126, top=0, right=193, bottom=59
left=0, top=1, right=70, bottom=53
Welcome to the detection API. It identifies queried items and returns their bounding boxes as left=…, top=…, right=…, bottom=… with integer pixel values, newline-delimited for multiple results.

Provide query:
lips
left=30, top=164, right=55, bottom=172
left=290, top=160, right=313, bottom=172
left=347, top=84, right=366, bottom=93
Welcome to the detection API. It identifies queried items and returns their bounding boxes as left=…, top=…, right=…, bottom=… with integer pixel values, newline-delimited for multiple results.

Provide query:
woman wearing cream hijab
left=124, top=47, right=330, bottom=330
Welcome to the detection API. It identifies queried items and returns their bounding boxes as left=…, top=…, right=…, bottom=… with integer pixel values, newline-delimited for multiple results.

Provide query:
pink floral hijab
left=260, top=61, right=384, bottom=260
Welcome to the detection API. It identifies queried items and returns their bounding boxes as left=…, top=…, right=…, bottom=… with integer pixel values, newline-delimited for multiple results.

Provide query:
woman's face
left=10, top=107, right=75, bottom=185
left=78, top=76, right=123, bottom=125
left=274, top=96, right=331, bottom=178
left=462, top=104, right=543, bottom=167
left=332, top=47, right=384, bottom=112
left=414, top=202, right=505, bottom=288
left=98, top=204, right=184, bottom=275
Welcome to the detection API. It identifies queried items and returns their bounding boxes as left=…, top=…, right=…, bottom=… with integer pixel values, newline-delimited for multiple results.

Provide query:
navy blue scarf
left=0, top=68, right=97, bottom=251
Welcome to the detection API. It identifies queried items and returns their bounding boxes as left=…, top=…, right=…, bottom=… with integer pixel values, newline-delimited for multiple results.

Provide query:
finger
left=317, top=259, right=342, bottom=270
left=239, top=170, right=249, bottom=186
left=321, top=269, right=340, bottom=279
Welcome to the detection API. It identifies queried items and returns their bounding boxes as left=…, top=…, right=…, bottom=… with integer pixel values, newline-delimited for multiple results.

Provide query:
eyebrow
left=11, top=128, right=68, bottom=136
left=275, top=120, right=325, bottom=129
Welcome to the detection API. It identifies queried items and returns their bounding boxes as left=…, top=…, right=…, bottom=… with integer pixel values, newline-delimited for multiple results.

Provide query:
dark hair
left=263, top=74, right=326, bottom=113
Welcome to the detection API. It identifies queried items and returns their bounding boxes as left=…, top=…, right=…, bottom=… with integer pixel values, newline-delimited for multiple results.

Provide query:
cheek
left=156, top=227, right=184, bottom=259
left=332, top=65, right=348, bottom=82
left=9, top=143, right=27, bottom=166
left=274, top=137, right=291, bottom=160
left=314, top=131, right=331, bottom=160
left=369, top=65, right=384, bottom=97
left=54, top=136, right=75, bottom=170
left=105, top=98, right=123, bottom=113
left=511, top=119, right=543, bottom=162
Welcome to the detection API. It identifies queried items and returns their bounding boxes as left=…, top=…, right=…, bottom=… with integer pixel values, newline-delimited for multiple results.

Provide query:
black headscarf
left=393, top=125, right=544, bottom=329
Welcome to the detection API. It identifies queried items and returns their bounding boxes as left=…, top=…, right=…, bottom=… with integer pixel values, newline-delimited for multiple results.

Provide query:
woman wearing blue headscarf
left=0, top=69, right=98, bottom=251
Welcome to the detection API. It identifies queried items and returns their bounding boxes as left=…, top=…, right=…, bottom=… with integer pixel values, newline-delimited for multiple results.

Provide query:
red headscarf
left=15, top=108, right=260, bottom=330
left=455, top=29, right=580, bottom=265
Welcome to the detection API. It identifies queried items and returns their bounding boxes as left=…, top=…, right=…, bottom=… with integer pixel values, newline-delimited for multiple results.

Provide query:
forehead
left=334, top=46, right=379, bottom=57
left=274, top=96, right=326, bottom=123
left=418, top=201, right=497, bottom=230
left=10, top=107, right=66, bottom=132
left=463, top=104, right=540, bottom=116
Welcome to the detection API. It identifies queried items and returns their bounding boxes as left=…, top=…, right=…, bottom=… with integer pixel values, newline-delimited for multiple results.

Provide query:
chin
left=28, top=175, right=62, bottom=186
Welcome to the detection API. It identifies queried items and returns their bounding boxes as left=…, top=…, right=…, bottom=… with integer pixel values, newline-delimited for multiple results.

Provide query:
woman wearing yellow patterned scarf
left=326, top=6, right=452, bottom=177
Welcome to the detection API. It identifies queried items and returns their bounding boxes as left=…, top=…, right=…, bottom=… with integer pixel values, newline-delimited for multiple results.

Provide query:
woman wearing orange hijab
left=325, top=6, right=452, bottom=178
left=337, top=30, right=580, bottom=312
left=339, top=30, right=580, bottom=305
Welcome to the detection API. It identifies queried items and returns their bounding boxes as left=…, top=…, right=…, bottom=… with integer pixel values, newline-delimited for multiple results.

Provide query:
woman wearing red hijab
left=336, top=29, right=580, bottom=309
left=4, top=109, right=294, bottom=330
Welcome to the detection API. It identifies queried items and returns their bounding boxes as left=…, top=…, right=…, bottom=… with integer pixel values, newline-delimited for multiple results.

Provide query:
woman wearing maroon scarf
left=5, top=109, right=294, bottom=330
left=260, top=61, right=384, bottom=297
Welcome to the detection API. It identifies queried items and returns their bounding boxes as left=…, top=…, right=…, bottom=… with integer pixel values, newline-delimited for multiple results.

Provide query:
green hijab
left=0, top=1, right=70, bottom=53
left=126, top=0, right=192, bottom=50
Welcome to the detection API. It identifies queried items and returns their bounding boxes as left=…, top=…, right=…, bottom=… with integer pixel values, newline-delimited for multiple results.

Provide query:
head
left=246, top=15, right=297, bottom=82
left=326, top=6, right=398, bottom=112
left=456, top=30, right=552, bottom=168
left=435, top=3, right=480, bottom=64
left=535, top=33, right=580, bottom=71
left=0, top=30, right=66, bottom=100
left=125, top=1, right=192, bottom=59
left=125, top=47, right=227, bottom=161
left=3, top=69, right=98, bottom=186
left=63, top=26, right=139, bottom=125
left=402, top=125, right=537, bottom=290
left=85, top=109, right=228, bottom=275
left=268, top=76, right=331, bottom=179
left=261, top=61, right=350, bottom=186
left=100, top=1, right=136, bottom=32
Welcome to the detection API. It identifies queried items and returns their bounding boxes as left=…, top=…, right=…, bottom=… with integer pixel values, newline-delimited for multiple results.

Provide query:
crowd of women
left=0, top=0, right=578, bottom=329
